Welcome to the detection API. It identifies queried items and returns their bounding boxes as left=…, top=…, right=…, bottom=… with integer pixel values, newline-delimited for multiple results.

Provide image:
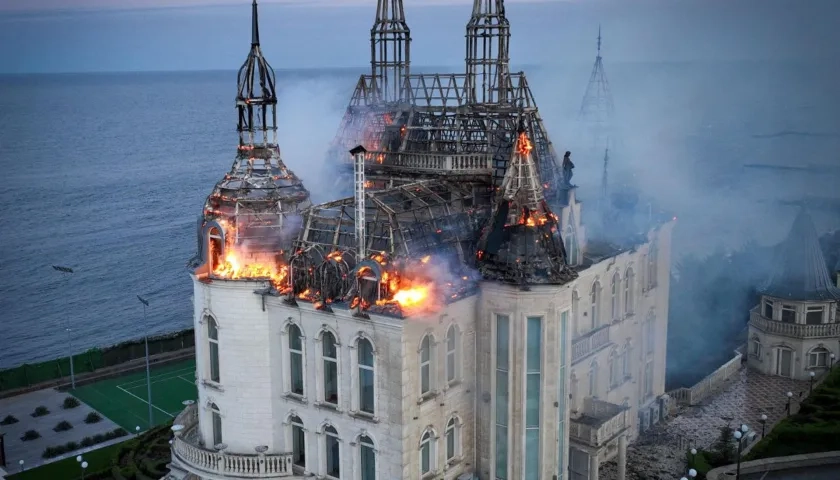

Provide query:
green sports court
left=71, top=359, right=197, bottom=431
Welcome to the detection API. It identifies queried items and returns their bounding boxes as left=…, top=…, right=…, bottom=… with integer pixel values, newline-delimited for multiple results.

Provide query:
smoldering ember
left=171, top=1, right=676, bottom=480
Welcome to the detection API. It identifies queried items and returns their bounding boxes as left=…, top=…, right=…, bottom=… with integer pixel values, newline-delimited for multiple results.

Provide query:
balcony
left=170, top=404, right=294, bottom=478
left=749, top=308, right=840, bottom=339
left=572, top=325, right=611, bottom=364
left=569, top=398, right=629, bottom=448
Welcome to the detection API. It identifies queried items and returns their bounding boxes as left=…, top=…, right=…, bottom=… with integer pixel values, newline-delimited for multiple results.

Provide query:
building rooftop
left=758, top=210, right=840, bottom=302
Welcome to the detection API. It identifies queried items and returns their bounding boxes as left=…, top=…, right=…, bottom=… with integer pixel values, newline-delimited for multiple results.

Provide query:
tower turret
left=579, top=26, right=615, bottom=153
left=237, top=0, right=277, bottom=147
left=476, top=127, right=577, bottom=285
left=371, top=0, right=411, bottom=103
left=465, top=0, right=511, bottom=104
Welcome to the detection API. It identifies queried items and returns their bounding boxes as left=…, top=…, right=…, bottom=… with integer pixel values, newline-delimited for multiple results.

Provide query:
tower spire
left=578, top=26, right=614, bottom=154
left=251, top=0, right=260, bottom=46
left=236, top=0, right=277, bottom=148
left=371, top=0, right=411, bottom=103
left=465, top=0, right=511, bottom=104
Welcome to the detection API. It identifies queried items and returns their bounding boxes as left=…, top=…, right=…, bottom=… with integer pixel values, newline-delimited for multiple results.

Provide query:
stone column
left=589, top=452, right=599, bottom=480
left=617, top=434, right=627, bottom=480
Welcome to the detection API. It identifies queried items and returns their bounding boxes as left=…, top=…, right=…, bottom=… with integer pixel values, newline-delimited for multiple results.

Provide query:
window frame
left=320, top=331, right=339, bottom=406
left=207, top=316, right=221, bottom=384
left=357, top=337, right=376, bottom=416
left=287, top=323, right=305, bottom=397
left=445, top=325, right=459, bottom=385
left=324, top=424, right=340, bottom=479
left=419, top=334, right=434, bottom=397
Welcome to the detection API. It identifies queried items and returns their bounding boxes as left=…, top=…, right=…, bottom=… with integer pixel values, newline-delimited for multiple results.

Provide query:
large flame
left=210, top=221, right=289, bottom=291
left=516, top=131, right=534, bottom=156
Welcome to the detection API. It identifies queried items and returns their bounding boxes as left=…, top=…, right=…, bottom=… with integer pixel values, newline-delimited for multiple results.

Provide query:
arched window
left=609, top=349, right=620, bottom=388
left=290, top=415, right=305, bottom=470
left=288, top=324, right=304, bottom=396
left=359, top=434, right=375, bottom=480
left=590, top=281, right=601, bottom=330
left=207, top=316, right=220, bottom=383
left=419, top=335, right=433, bottom=396
left=571, top=290, right=580, bottom=337
left=611, top=272, right=620, bottom=321
left=324, top=425, right=340, bottom=479
left=588, top=361, right=598, bottom=397
left=358, top=338, right=375, bottom=414
left=420, top=429, right=437, bottom=475
left=446, top=326, right=459, bottom=384
left=210, top=403, right=222, bottom=446
left=321, top=331, right=339, bottom=405
left=564, top=225, right=578, bottom=266
left=622, top=342, right=632, bottom=379
left=445, top=417, right=461, bottom=461
left=624, top=268, right=635, bottom=315
left=648, top=241, right=658, bottom=289
left=807, top=347, right=830, bottom=368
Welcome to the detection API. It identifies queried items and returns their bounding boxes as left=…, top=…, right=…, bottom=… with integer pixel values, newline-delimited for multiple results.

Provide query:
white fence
left=668, top=351, right=743, bottom=406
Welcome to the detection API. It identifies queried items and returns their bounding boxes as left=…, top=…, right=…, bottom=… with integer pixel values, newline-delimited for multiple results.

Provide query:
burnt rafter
left=465, top=0, right=512, bottom=105
left=236, top=0, right=278, bottom=147
left=371, top=0, right=411, bottom=103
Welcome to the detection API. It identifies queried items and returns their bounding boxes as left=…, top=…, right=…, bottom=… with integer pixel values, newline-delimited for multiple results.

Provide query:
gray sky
left=0, top=0, right=835, bottom=74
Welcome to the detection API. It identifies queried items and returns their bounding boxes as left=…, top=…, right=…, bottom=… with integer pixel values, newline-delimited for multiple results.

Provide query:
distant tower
left=600, top=147, right=609, bottom=213
left=465, top=0, right=511, bottom=104
left=237, top=0, right=278, bottom=147
left=371, top=0, right=411, bottom=103
left=578, top=26, right=615, bottom=154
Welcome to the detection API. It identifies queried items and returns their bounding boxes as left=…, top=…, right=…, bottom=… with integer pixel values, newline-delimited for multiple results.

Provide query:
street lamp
left=137, top=295, right=153, bottom=429
left=18, top=459, right=24, bottom=472
left=809, top=371, right=816, bottom=394
left=759, top=414, right=767, bottom=437
left=831, top=353, right=836, bottom=369
left=81, top=460, right=88, bottom=479
left=680, top=468, right=698, bottom=480
left=52, top=265, right=76, bottom=390
left=786, top=391, right=794, bottom=416
left=734, top=425, right=749, bottom=480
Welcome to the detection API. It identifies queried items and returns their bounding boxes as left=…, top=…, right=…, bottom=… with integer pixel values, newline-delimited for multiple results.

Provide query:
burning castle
left=169, top=2, right=675, bottom=480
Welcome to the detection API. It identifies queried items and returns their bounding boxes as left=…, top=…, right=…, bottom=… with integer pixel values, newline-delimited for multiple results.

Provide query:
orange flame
left=210, top=222, right=289, bottom=291
left=516, top=131, right=534, bottom=156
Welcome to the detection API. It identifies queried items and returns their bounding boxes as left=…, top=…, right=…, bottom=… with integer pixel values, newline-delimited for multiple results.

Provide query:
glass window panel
left=292, top=423, right=305, bottom=467
left=360, top=368, right=375, bottom=414
left=212, top=408, right=222, bottom=446
left=324, top=359, right=338, bottom=404
left=291, top=352, right=304, bottom=395
left=494, top=425, right=508, bottom=479
left=421, top=336, right=430, bottom=362
left=421, top=364, right=430, bottom=394
left=208, top=318, right=218, bottom=340
left=289, top=325, right=302, bottom=350
left=526, top=317, right=542, bottom=371
left=525, top=429, right=540, bottom=480
left=496, top=315, right=509, bottom=370
left=446, top=427, right=455, bottom=459
left=322, top=333, right=337, bottom=358
left=209, top=342, right=220, bottom=382
left=360, top=439, right=375, bottom=480
left=526, top=374, right=540, bottom=427
left=326, top=434, right=340, bottom=478
left=447, top=352, right=455, bottom=382
left=806, top=308, right=823, bottom=325
left=421, top=441, right=430, bottom=473
left=495, top=370, right=508, bottom=425
left=447, top=329, right=456, bottom=351
left=358, top=339, right=373, bottom=367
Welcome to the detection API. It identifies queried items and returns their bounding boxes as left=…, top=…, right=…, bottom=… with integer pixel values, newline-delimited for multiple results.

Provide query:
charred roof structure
left=327, top=0, right=567, bottom=206
left=759, top=209, right=840, bottom=302
left=192, top=1, right=310, bottom=282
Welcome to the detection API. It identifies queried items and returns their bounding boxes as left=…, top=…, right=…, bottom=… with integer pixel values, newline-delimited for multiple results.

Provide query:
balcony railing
left=171, top=404, right=294, bottom=478
left=368, top=152, right=492, bottom=173
left=749, top=308, right=840, bottom=339
left=572, top=325, right=611, bottom=364
left=569, top=398, right=628, bottom=447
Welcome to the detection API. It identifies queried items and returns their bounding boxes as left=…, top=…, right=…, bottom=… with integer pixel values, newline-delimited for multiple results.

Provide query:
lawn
left=70, top=359, right=197, bottom=431
left=7, top=440, right=124, bottom=480
left=746, top=366, right=840, bottom=460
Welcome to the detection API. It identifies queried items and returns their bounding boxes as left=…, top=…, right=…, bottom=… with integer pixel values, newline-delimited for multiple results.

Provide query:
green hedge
left=746, top=367, right=840, bottom=460
left=0, top=329, right=194, bottom=392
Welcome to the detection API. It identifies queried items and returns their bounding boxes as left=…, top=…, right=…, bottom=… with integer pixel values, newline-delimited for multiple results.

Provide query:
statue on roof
left=562, top=151, right=575, bottom=187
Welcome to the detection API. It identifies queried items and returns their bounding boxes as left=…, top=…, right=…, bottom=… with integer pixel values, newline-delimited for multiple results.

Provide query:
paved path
left=601, top=367, right=810, bottom=479
left=0, top=388, right=121, bottom=470
left=742, top=464, right=840, bottom=480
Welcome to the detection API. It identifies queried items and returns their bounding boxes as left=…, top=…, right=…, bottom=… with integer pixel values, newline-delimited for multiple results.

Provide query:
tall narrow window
left=611, top=272, right=620, bottom=321
left=622, top=343, right=632, bottom=379
left=495, top=314, right=510, bottom=479
left=588, top=361, right=598, bottom=397
left=571, top=290, right=580, bottom=337
left=645, top=317, right=655, bottom=355
left=420, top=429, right=436, bottom=475
left=750, top=337, right=762, bottom=359
left=322, top=332, right=339, bottom=405
left=211, top=403, right=222, bottom=446
left=557, top=311, right=568, bottom=478
left=644, top=361, right=654, bottom=397
left=590, top=281, right=601, bottom=329
left=359, top=435, right=375, bottom=480
left=358, top=338, right=375, bottom=414
left=525, top=316, right=542, bottom=480
left=624, top=268, right=635, bottom=315
left=781, top=305, right=796, bottom=323
left=325, top=425, right=340, bottom=479
left=420, top=335, right=432, bottom=396
left=806, top=306, right=824, bottom=325
left=290, top=415, right=305, bottom=471
left=609, top=349, right=619, bottom=388
left=446, top=326, right=458, bottom=384
left=207, top=317, right=220, bottom=383
left=763, top=299, right=774, bottom=319
left=288, top=324, right=304, bottom=395
left=445, top=417, right=460, bottom=461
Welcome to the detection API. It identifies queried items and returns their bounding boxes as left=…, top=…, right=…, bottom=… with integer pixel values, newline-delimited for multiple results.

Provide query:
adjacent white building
left=747, top=210, right=840, bottom=381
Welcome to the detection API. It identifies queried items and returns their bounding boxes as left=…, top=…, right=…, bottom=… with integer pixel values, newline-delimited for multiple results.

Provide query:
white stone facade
left=169, top=191, right=674, bottom=480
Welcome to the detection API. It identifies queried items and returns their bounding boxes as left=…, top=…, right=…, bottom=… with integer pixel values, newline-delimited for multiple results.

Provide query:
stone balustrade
left=569, top=398, right=628, bottom=447
left=750, top=308, right=840, bottom=339
left=171, top=404, right=294, bottom=478
left=572, top=324, right=611, bottom=364
left=365, top=152, right=491, bottom=173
